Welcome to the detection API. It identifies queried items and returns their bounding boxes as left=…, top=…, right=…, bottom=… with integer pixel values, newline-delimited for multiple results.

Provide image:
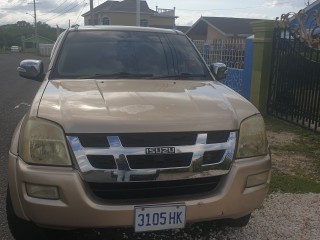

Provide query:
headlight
left=20, top=118, right=72, bottom=166
left=236, top=114, right=268, bottom=159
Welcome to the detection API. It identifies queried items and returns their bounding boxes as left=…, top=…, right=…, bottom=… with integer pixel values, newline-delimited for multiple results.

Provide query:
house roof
left=186, top=16, right=266, bottom=37
left=300, top=0, right=320, bottom=14
left=176, top=25, right=191, bottom=33
left=289, top=0, right=320, bottom=23
left=149, top=24, right=174, bottom=29
left=82, top=0, right=156, bottom=16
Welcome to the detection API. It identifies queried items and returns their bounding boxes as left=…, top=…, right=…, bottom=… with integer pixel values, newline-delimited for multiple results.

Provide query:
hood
left=37, top=79, right=258, bottom=133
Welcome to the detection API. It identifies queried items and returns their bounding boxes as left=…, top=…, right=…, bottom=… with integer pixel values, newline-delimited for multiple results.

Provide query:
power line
left=42, top=0, right=86, bottom=23
left=73, top=2, right=88, bottom=26
left=40, top=0, right=81, bottom=22
left=37, top=0, right=69, bottom=16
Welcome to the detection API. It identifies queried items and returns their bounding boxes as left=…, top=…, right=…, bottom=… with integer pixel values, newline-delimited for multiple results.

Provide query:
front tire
left=6, top=187, right=49, bottom=240
left=217, top=214, right=251, bottom=227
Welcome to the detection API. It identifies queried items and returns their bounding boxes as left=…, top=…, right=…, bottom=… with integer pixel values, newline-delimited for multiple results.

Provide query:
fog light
left=26, top=183, right=59, bottom=200
left=246, top=171, right=269, bottom=188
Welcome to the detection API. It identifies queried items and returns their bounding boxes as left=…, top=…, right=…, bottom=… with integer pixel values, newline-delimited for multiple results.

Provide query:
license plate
left=134, top=204, right=186, bottom=232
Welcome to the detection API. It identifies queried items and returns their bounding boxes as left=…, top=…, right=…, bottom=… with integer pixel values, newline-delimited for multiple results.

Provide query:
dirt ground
left=267, top=127, right=320, bottom=182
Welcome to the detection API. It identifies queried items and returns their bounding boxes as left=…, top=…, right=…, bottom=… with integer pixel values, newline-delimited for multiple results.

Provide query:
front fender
left=10, top=116, right=25, bottom=156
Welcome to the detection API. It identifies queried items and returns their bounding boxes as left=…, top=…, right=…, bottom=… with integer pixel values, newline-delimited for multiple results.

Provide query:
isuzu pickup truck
left=7, top=26, right=271, bottom=239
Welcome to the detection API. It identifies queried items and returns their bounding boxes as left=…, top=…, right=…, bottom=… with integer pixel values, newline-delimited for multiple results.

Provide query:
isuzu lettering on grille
left=145, top=147, right=176, bottom=155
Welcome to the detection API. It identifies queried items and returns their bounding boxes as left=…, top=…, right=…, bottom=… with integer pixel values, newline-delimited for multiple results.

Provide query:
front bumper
left=8, top=152, right=271, bottom=228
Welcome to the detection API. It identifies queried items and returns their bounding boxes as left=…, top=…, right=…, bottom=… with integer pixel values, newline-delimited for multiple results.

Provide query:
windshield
left=51, top=30, right=212, bottom=80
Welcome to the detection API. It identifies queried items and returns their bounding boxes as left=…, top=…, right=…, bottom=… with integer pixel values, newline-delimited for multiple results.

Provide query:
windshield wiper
left=77, top=72, right=154, bottom=79
left=150, top=73, right=207, bottom=79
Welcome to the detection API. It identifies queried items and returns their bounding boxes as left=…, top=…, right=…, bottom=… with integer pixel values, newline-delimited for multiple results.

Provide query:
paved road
left=0, top=53, right=47, bottom=240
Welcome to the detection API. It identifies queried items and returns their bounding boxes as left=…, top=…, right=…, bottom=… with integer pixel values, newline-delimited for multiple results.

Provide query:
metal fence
left=193, top=39, right=246, bottom=96
left=39, top=44, right=54, bottom=57
left=268, top=27, right=320, bottom=132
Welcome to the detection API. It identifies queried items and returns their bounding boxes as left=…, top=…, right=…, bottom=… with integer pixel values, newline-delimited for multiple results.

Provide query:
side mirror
left=210, top=63, right=228, bottom=81
left=17, top=59, right=44, bottom=81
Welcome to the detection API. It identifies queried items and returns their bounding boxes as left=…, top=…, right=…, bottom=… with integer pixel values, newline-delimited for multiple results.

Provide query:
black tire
left=6, top=187, right=49, bottom=240
left=217, top=214, right=251, bottom=227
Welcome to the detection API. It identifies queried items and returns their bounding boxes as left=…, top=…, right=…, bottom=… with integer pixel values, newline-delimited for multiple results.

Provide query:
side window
left=102, top=17, right=110, bottom=25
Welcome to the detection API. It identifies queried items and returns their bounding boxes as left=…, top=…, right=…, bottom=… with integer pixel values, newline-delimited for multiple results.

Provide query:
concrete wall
left=150, top=16, right=175, bottom=27
left=206, top=26, right=227, bottom=41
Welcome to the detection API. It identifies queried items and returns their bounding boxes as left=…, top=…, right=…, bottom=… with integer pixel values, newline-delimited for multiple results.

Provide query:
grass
left=269, top=170, right=320, bottom=193
left=265, top=115, right=316, bottom=134
left=264, top=116, right=320, bottom=193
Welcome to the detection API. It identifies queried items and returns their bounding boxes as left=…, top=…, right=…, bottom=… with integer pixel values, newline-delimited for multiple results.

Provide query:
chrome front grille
left=67, top=131, right=236, bottom=183
left=126, top=153, right=193, bottom=169
left=74, top=131, right=230, bottom=147
left=87, top=155, right=116, bottom=169
left=87, top=176, right=222, bottom=199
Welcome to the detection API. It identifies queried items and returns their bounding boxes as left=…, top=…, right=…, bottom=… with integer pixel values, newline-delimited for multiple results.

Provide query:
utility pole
left=90, top=0, right=94, bottom=25
left=136, top=0, right=140, bottom=26
left=33, top=0, right=39, bottom=55
left=56, top=25, right=60, bottom=38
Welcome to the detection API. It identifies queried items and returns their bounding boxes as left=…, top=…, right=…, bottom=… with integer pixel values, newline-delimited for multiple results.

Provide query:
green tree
left=0, top=21, right=64, bottom=49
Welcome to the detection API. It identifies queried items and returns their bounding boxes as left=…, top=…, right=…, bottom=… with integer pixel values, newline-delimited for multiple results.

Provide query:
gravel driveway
left=222, top=193, right=320, bottom=240
left=115, top=193, right=320, bottom=240
left=41, top=193, right=318, bottom=240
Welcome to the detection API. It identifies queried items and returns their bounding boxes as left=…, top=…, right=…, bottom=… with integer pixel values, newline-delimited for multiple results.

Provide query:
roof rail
left=70, top=24, right=80, bottom=30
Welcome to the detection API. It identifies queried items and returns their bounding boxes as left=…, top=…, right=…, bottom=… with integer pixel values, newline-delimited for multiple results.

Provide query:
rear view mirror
left=17, top=59, right=44, bottom=81
left=210, top=63, right=228, bottom=81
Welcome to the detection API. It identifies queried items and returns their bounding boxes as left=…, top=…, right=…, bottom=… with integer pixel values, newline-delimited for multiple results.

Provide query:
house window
left=140, top=19, right=148, bottom=27
left=102, top=17, right=110, bottom=25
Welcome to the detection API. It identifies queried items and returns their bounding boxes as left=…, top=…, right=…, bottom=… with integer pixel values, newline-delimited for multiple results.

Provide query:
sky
left=0, top=0, right=316, bottom=28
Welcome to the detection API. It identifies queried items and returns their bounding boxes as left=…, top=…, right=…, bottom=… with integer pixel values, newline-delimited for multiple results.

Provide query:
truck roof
left=68, top=25, right=184, bottom=35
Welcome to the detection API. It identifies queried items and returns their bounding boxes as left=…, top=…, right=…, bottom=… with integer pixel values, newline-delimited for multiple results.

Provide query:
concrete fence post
left=249, top=20, right=276, bottom=115
left=243, top=35, right=254, bottom=100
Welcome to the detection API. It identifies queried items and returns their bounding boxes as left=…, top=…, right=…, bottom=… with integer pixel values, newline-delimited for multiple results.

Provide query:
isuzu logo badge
left=145, top=147, right=176, bottom=155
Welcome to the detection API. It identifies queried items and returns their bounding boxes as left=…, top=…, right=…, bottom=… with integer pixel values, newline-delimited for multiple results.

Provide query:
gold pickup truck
left=7, top=26, right=271, bottom=239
